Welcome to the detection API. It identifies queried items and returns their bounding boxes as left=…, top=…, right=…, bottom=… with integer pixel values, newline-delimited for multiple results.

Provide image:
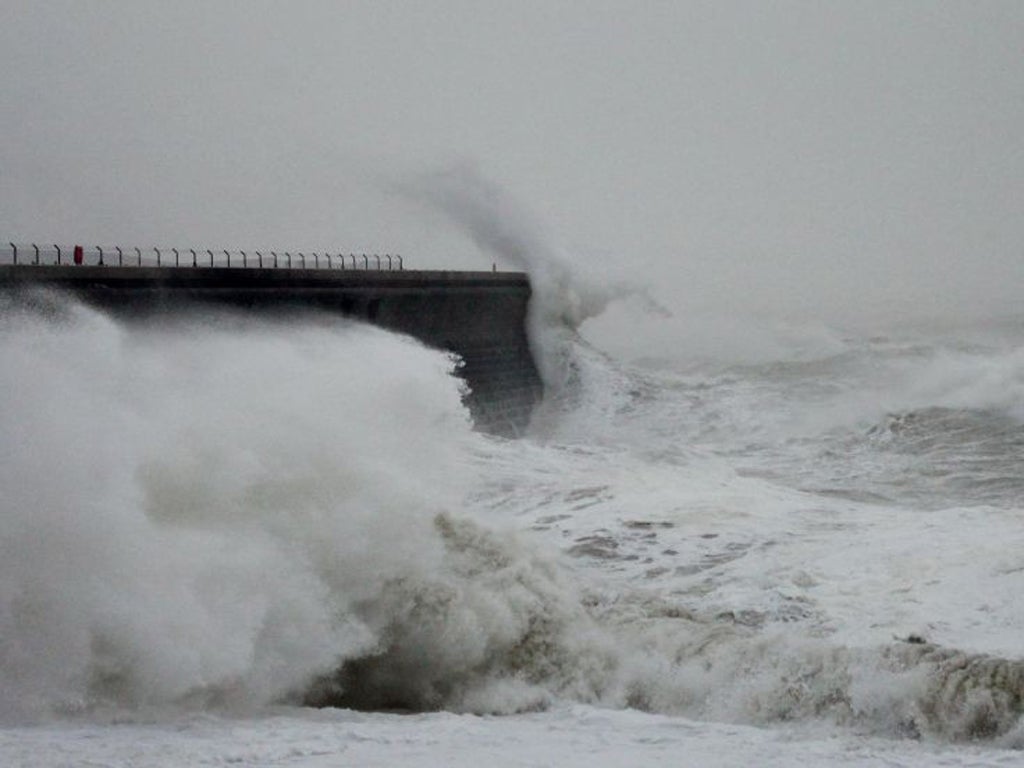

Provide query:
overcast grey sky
left=2, top=1, right=1022, bottom=326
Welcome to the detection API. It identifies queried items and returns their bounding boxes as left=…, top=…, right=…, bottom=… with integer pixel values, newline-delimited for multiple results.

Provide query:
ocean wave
left=4, top=294, right=1024, bottom=746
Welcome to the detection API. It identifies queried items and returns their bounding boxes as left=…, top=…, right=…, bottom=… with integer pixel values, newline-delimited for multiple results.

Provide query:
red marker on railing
left=73, top=245, right=84, bottom=265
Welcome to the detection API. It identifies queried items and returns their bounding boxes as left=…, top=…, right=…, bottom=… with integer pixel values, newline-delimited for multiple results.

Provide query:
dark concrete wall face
left=0, top=265, right=543, bottom=436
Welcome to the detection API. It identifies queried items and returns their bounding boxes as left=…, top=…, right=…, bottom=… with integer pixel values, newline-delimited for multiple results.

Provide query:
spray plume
left=398, top=163, right=668, bottom=399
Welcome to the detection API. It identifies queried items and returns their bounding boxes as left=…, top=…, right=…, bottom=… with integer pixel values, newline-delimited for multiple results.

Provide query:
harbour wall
left=0, top=264, right=543, bottom=436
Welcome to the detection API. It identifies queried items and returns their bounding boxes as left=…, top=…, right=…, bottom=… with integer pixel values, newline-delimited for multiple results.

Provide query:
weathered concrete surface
left=0, top=264, right=543, bottom=435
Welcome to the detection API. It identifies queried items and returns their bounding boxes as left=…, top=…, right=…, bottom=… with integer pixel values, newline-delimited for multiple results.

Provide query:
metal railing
left=1, top=242, right=404, bottom=271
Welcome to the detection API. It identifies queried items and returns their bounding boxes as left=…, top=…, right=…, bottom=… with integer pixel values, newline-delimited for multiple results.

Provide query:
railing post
left=224, top=250, right=231, bottom=268
left=385, top=254, right=392, bottom=270
left=374, top=254, right=380, bottom=270
left=96, top=246, right=104, bottom=266
left=256, top=251, right=263, bottom=268
left=154, top=247, right=161, bottom=266
left=32, top=244, right=40, bottom=265
left=240, top=250, right=246, bottom=268
left=190, top=249, right=197, bottom=267
left=272, top=251, right=278, bottom=267
left=286, top=252, right=292, bottom=268
left=298, top=252, right=305, bottom=269
left=9, top=243, right=16, bottom=265
left=206, top=249, right=213, bottom=267
left=397, top=254, right=403, bottom=270
left=135, top=247, right=141, bottom=266
left=362, top=253, right=368, bottom=269
left=116, top=246, right=123, bottom=266
left=54, top=244, right=62, bottom=265
left=313, top=252, right=319, bottom=269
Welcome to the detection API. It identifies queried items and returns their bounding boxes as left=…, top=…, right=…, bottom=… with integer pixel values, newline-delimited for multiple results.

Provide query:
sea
left=2, top=280, right=1024, bottom=767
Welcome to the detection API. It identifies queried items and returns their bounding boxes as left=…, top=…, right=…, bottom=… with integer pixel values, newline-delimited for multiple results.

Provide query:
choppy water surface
left=2, top=295, right=1023, bottom=765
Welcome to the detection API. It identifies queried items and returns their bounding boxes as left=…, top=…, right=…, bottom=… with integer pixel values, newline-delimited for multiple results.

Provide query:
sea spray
left=396, top=163, right=666, bottom=408
left=0, top=298, right=473, bottom=715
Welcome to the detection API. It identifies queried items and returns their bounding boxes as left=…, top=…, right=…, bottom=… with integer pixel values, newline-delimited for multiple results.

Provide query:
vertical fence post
left=206, top=249, right=213, bottom=267
left=385, top=254, right=392, bottom=270
left=32, top=244, right=40, bottom=265
left=397, top=254, right=403, bottom=270
left=116, top=246, right=123, bottom=266
left=96, top=246, right=104, bottom=266
left=135, top=247, right=142, bottom=266
left=256, top=251, right=263, bottom=268
left=54, top=244, right=62, bottom=265
left=9, top=243, right=16, bottom=265
left=362, top=253, right=368, bottom=269
left=154, top=247, right=161, bottom=266
left=240, top=250, right=246, bottom=268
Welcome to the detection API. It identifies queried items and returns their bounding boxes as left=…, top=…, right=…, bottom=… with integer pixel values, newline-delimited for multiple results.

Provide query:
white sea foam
left=3, top=285, right=1024, bottom=754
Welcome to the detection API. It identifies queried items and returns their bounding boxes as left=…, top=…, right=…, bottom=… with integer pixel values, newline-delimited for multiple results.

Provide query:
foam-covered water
left=2, top=288, right=1024, bottom=764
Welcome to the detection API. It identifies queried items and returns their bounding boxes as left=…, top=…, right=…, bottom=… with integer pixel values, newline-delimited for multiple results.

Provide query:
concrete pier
left=0, top=264, right=543, bottom=435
